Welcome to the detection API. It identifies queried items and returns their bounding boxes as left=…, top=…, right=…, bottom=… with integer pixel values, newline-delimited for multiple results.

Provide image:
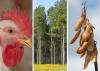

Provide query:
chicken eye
left=8, top=29, right=13, bottom=33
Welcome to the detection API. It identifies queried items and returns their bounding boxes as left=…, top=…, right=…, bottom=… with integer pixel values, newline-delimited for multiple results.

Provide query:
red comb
left=1, top=9, right=32, bottom=38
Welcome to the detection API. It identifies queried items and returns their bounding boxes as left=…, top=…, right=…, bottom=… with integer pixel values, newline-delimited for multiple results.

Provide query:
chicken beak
left=18, top=38, right=32, bottom=48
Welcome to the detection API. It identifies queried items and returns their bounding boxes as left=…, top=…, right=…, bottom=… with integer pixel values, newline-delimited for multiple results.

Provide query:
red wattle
left=2, top=44, right=24, bottom=67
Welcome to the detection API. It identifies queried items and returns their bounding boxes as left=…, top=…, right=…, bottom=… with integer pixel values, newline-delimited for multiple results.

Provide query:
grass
left=34, top=64, right=67, bottom=71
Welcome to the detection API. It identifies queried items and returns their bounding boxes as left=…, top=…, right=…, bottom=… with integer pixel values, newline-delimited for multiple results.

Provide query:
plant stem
left=94, top=61, right=98, bottom=71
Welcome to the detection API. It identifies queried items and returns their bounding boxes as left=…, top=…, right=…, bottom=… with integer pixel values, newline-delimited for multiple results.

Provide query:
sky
left=34, top=0, right=57, bottom=12
left=68, top=0, right=100, bottom=71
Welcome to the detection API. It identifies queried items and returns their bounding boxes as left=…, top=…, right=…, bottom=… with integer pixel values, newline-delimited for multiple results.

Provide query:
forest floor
left=34, top=64, right=67, bottom=71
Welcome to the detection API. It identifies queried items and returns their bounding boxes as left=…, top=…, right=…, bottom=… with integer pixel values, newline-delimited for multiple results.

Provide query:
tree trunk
left=38, top=35, right=41, bottom=64
left=54, top=43, right=55, bottom=64
left=51, top=28, right=53, bottom=64
left=62, top=25, right=65, bottom=65
left=61, top=35, right=63, bottom=64
left=37, top=38, right=39, bottom=71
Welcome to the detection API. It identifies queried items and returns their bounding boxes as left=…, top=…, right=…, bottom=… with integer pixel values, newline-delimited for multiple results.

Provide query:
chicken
left=0, top=9, right=32, bottom=71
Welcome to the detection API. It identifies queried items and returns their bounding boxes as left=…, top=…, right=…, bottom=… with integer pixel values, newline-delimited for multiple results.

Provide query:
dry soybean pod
left=80, top=51, right=86, bottom=58
left=75, top=9, right=85, bottom=31
left=70, top=29, right=81, bottom=44
left=77, top=42, right=88, bottom=54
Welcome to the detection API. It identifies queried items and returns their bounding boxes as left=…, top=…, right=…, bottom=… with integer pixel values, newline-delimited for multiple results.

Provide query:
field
left=34, top=64, right=67, bottom=71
